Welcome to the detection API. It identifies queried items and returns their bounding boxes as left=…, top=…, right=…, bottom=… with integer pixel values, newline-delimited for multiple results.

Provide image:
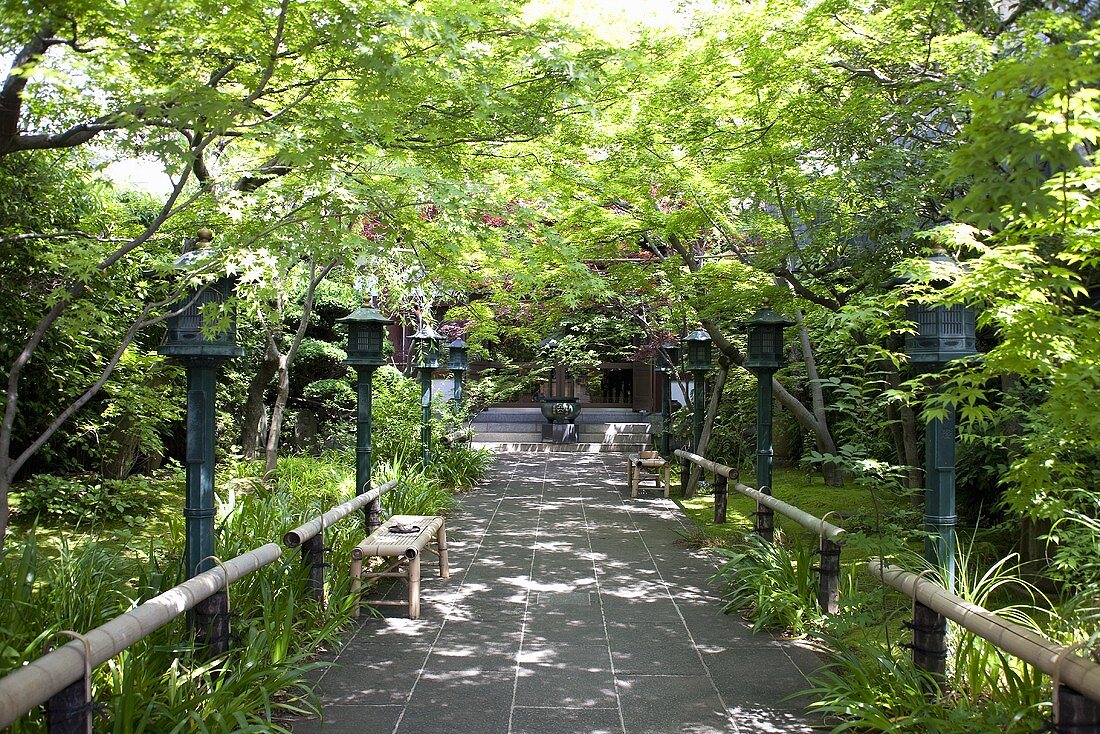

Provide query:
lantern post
left=684, top=329, right=712, bottom=453
left=411, top=324, right=443, bottom=465
left=158, top=229, right=243, bottom=582
left=903, top=253, right=977, bottom=589
left=656, top=341, right=680, bottom=458
left=742, top=307, right=796, bottom=502
left=337, top=306, right=393, bottom=533
left=448, top=339, right=469, bottom=407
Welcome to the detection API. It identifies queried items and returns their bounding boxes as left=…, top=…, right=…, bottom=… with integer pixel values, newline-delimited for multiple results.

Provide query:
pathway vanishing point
left=295, top=452, right=823, bottom=733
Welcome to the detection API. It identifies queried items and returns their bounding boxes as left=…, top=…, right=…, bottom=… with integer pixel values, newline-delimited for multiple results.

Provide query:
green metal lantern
left=160, top=232, right=243, bottom=360
left=743, top=308, right=796, bottom=371
left=448, top=339, right=469, bottom=372
left=902, top=253, right=977, bottom=366
left=337, top=307, right=393, bottom=366
left=157, top=228, right=241, bottom=591
left=684, top=329, right=712, bottom=372
left=905, top=302, right=977, bottom=365
left=899, top=252, right=979, bottom=593
left=411, top=324, right=444, bottom=370
left=656, top=341, right=680, bottom=373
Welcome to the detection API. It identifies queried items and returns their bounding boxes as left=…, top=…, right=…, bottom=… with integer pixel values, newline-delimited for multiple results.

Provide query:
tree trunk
left=264, top=352, right=291, bottom=477
left=241, top=341, right=279, bottom=459
left=0, top=469, right=9, bottom=550
left=684, top=363, right=728, bottom=498
left=884, top=367, right=923, bottom=490
left=797, top=317, right=843, bottom=487
left=262, top=261, right=337, bottom=478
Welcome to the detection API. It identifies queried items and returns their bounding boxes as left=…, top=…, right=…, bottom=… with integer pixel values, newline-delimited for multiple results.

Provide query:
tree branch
left=0, top=25, right=56, bottom=150
left=774, top=266, right=842, bottom=310
left=0, top=231, right=131, bottom=245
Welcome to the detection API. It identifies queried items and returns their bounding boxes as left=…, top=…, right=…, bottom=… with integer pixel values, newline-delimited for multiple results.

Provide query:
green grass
left=677, top=467, right=907, bottom=558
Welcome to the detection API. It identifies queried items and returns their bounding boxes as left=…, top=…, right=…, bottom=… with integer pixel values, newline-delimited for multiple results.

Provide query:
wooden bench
left=350, top=514, right=449, bottom=620
left=628, top=452, right=670, bottom=498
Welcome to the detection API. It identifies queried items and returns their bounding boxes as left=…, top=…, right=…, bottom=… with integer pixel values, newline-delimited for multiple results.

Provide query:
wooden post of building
left=754, top=486, right=775, bottom=542
left=713, top=473, right=727, bottom=524
left=302, top=533, right=326, bottom=604
left=817, top=537, right=841, bottom=615
left=910, top=600, right=947, bottom=687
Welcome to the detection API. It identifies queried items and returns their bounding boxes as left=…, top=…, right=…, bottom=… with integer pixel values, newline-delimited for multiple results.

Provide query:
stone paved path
left=295, top=452, right=823, bottom=733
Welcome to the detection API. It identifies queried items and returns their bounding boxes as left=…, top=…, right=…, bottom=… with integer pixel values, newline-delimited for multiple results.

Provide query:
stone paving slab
left=293, top=452, right=823, bottom=733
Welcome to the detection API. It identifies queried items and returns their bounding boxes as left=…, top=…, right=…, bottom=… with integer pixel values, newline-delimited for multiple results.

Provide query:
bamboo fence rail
left=869, top=560, right=1100, bottom=703
left=283, top=479, right=397, bottom=547
left=674, top=449, right=845, bottom=542
left=0, top=544, right=282, bottom=729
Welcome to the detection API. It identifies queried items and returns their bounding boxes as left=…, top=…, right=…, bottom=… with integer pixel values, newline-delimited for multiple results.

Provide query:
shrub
left=430, top=446, right=493, bottom=489
left=13, top=473, right=169, bottom=527
left=371, top=367, right=424, bottom=465
left=301, top=379, right=356, bottom=420
left=291, top=338, right=348, bottom=392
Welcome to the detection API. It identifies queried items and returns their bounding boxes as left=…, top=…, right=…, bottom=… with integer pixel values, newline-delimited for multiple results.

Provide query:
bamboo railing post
left=754, top=485, right=775, bottom=542
left=909, top=600, right=947, bottom=686
left=817, top=538, right=841, bottom=615
left=195, top=557, right=231, bottom=657
left=367, top=499, right=382, bottom=535
left=1054, top=644, right=1100, bottom=733
left=45, top=678, right=89, bottom=734
left=1055, top=686, right=1100, bottom=732
left=195, top=591, right=230, bottom=657
left=302, top=533, right=326, bottom=604
left=45, top=633, right=91, bottom=734
left=713, top=472, right=727, bottom=524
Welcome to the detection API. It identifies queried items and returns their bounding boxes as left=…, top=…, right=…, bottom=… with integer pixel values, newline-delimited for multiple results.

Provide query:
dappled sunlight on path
left=295, top=453, right=823, bottom=733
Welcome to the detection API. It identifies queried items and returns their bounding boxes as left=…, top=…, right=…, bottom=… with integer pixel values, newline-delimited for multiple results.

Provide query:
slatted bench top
left=352, top=515, right=445, bottom=560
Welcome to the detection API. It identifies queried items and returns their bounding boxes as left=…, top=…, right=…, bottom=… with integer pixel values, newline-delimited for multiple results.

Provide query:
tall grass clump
left=375, top=460, right=458, bottom=517
left=800, top=548, right=1052, bottom=733
left=706, top=512, right=1059, bottom=733
left=0, top=457, right=367, bottom=732
left=712, top=531, right=820, bottom=636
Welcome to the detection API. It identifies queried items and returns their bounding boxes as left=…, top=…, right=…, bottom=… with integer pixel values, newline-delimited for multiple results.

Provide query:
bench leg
left=631, top=465, right=640, bottom=498
left=350, top=556, right=363, bottom=620
left=663, top=465, right=670, bottom=497
left=408, top=555, right=422, bottom=619
left=437, top=521, right=449, bottom=579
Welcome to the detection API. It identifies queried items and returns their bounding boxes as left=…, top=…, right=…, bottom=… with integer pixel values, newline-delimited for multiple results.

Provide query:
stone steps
left=470, top=441, right=651, bottom=453
left=471, top=406, right=653, bottom=453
